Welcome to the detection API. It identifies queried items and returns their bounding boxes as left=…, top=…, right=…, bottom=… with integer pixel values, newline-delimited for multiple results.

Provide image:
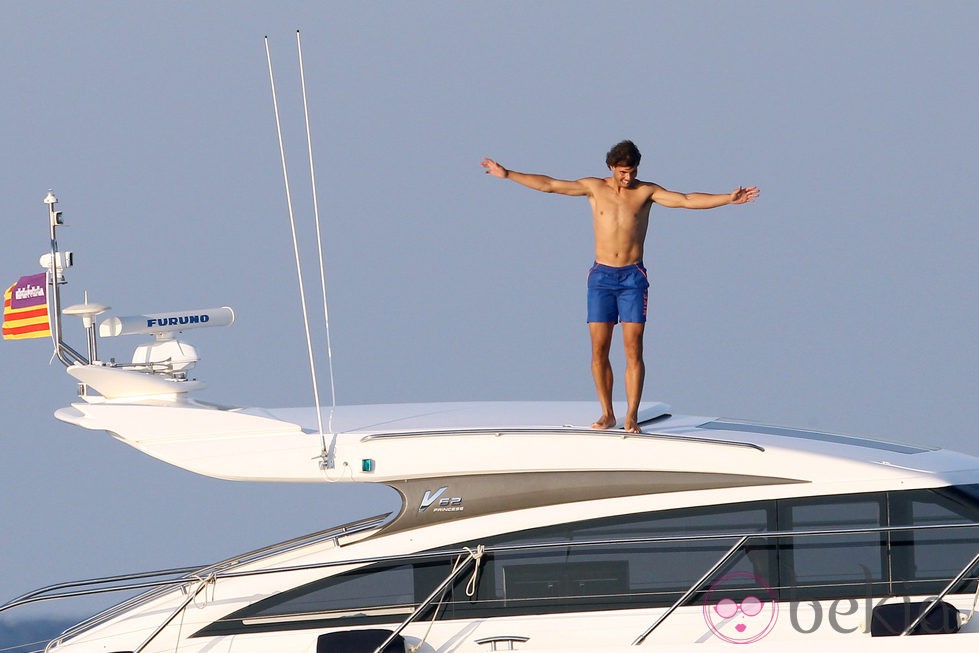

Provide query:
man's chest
left=591, top=190, right=653, bottom=221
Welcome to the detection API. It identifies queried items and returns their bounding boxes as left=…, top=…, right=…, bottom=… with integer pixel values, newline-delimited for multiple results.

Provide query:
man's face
left=610, top=165, right=637, bottom=188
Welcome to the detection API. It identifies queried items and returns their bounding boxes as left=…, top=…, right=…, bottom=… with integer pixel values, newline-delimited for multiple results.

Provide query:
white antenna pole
left=265, top=36, right=327, bottom=454
left=296, top=30, right=339, bottom=469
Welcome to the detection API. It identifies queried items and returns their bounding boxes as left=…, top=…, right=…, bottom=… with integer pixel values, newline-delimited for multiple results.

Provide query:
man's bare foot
left=623, top=419, right=641, bottom=434
left=592, top=414, right=617, bottom=430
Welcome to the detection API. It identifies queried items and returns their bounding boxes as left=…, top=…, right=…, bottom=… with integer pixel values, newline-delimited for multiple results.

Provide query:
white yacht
left=5, top=193, right=979, bottom=653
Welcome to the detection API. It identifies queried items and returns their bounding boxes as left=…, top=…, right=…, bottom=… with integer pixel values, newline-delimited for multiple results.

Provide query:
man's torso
left=584, top=178, right=658, bottom=266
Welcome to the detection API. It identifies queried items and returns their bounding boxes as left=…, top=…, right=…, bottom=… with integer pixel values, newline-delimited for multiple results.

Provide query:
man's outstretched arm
left=650, top=184, right=760, bottom=209
left=481, top=157, right=591, bottom=196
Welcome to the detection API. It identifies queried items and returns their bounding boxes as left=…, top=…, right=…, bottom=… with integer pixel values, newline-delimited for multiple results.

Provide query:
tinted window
left=890, top=486, right=979, bottom=595
left=245, top=563, right=416, bottom=619
left=777, top=494, right=886, bottom=599
left=488, top=504, right=769, bottom=602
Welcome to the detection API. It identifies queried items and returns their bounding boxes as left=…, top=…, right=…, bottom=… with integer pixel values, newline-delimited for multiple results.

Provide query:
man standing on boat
left=481, top=141, right=758, bottom=433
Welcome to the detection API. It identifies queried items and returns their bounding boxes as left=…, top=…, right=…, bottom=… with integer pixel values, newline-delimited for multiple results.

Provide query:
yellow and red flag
left=2, top=273, right=51, bottom=340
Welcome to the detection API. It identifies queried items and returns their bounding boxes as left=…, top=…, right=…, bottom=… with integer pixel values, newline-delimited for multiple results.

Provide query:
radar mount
left=39, top=191, right=235, bottom=401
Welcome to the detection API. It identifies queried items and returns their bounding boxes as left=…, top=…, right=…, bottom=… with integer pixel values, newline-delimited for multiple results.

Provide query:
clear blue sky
left=1, top=1, right=977, bottom=621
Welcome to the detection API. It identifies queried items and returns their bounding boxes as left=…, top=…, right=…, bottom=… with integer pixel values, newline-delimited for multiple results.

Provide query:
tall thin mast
left=265, top=36, right=329, bottom=465
left=296, top=30, right=339, bottom=469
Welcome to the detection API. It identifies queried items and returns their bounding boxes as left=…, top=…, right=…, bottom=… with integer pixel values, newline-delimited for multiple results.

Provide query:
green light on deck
left=361, top=459, right=375, bottom=473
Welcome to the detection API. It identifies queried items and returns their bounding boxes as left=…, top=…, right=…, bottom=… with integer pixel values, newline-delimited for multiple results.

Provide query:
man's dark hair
left=606, top=140, right=641, bottom=168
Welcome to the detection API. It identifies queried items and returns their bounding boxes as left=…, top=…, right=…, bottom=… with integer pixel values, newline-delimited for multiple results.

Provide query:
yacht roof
left=56, top=398, right=977, bottom=482
left=56, top=396, right=979, bottom=532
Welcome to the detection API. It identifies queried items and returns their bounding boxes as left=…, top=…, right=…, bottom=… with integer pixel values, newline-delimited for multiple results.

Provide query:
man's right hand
left=480, top=157, right=507, bottom=178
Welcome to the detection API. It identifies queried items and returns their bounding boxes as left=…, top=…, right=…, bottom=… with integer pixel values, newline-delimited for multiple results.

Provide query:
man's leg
left=621, top=321, right=646, bottom=433
left=589, top=321, right=616, bottom=429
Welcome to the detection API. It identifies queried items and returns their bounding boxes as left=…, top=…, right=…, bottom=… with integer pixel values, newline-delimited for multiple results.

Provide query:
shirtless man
left=481, top=140, right=759, bottom=433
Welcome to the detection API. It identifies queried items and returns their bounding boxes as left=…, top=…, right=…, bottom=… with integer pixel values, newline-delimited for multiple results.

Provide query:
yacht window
left=930, top=484, right=979, bottom=521
left=776, top=494, right=886, bottom=599
left=196, top=561, right=449, bottom=637
left=244, top=563, right=415, bottom=619
left=890, top=486, right=979, bottom=595
left=438, top=503, right=776, bottom=617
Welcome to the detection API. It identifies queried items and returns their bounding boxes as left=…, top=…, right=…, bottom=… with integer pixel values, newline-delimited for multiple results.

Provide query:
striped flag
left=2, top=273, right=52, bottom=340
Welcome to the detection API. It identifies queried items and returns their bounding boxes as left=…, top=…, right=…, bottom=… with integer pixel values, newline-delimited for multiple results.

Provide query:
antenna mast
left=265, top=35, right=338, bottom=470
left=296, top=30, right=340, bottom=467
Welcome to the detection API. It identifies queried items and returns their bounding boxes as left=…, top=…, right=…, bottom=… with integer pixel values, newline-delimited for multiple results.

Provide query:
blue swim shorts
left=586, top=261, right=649, bottom=323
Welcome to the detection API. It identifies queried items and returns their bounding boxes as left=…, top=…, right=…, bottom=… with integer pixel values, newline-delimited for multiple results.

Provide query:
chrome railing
left=362, top=427, right=765, bottom=451
left=3, top=513, right=393, bottom=652
left=1, top=513, right=392, bottom=616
